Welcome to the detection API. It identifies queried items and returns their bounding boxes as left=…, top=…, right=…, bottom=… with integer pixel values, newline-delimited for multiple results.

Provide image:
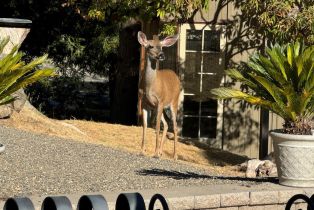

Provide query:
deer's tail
left=178, top=88, right=184, bottom=107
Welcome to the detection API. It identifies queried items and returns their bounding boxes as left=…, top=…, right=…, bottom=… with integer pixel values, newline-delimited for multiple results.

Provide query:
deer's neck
left=144, top=56, right=159, bottom=89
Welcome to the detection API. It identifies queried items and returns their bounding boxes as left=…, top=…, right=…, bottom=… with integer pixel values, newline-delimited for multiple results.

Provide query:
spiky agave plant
left=0, top=37, right=55, bottom=106
left=211, top=41, right=314, bottom=135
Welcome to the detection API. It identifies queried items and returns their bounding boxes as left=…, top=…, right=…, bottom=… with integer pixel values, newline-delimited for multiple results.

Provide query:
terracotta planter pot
left=270, top=130, right=314, bottom=187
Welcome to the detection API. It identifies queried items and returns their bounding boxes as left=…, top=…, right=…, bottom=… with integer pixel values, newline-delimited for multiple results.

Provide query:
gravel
left=0, top=125, right=275, bottom=198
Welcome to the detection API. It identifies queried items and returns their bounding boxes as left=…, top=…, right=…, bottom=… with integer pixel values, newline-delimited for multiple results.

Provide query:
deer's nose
left=158, top=52, right=165, bottom=61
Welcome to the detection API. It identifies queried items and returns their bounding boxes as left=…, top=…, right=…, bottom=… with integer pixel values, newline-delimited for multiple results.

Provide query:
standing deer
left=137, top=31, right=181, bottom=160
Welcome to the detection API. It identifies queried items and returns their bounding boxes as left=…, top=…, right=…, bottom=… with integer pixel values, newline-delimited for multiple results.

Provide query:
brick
left=276, top=204, right=289, bottom=210
left=263, top=204, right=281, bottom=210
left=278, top=190, right=304, bottom=204
left=250, top=191, right=279, bottom=205
left=194, top=194, right=220, bottom=209
left=239, top=204, right=286, bottom=210
left=263, top=204, right=286, bottom=210
left=167, top=196, right=194, bottom=210
left=216, top=207, right=239, bottom=210
left=239, top=205, right=265, bottom=210
left=221, top=192, right=250, bottom=207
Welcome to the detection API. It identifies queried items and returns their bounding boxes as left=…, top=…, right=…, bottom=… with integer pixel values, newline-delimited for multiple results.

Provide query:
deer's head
left=138, top=31, right=179, bottom=61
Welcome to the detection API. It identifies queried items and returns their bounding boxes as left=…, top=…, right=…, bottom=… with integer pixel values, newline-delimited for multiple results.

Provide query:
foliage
left=0, top=0, right=210, bottom=78
left=68, top=0, right=210, bottom=21
left=240, top=0, right=314, bottom=45
left=160, top=23, right=178, bottom=36
left=65, top=0, right=211, bottom=34
left=0, top=37, right=55, bottom=106
left=48, top=32, right=118, bottom=77
left=0, top=0, right=119, bottom=78
left=211, top=41, right=314, bottom=135
left=0, top=0, right=120, bottom=120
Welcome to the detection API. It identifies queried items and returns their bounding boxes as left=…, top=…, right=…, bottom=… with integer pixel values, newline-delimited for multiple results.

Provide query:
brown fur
left=138, top=31, right=181, bottom=159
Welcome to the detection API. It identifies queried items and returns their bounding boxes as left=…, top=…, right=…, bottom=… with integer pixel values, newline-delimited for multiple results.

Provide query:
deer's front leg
left=154, top=104, right=163, bottom=158
left=159, top=113, right=168, bottom=157
left=141, top=108, right=148, bottom=154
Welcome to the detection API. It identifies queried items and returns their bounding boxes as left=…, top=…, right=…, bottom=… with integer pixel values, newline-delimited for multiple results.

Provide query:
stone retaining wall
left=1, top=187, right=313, bottom=210
left=160, top=189, right=314, bottom=210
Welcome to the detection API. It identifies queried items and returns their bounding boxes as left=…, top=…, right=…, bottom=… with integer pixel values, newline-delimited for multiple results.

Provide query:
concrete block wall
left=1, top=186, right=313, bottom=210
left=155, top=189, right=313, bottom=210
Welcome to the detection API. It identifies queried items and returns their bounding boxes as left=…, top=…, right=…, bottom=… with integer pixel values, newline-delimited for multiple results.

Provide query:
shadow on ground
left=137, top=168, right=278, bottom=184
left=180, top=139, right=250, bottom=166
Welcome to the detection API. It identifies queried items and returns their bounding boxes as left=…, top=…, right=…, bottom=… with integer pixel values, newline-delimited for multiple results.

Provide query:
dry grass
left=0, top=104, right=247, bottom=176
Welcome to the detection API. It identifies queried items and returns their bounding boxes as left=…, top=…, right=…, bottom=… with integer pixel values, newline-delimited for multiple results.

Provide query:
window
left=180, top=24, right=225, bottom=140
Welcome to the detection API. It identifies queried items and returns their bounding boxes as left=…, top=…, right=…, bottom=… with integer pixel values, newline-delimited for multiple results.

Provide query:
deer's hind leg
left=154, top=104, right=164, bottom=158
left=141, top=108, right=148, bottom=154
left=170, top=103, right=178, bottom=160
left=159, top=113, right=168, bottom=157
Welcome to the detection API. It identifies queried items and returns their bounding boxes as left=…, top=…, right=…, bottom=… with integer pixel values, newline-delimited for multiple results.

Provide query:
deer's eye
left=147, top=45, right=154, bottom=49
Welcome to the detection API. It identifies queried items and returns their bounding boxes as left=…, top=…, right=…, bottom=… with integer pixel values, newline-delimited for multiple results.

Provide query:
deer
left=137, top=31, right=181, bottom=160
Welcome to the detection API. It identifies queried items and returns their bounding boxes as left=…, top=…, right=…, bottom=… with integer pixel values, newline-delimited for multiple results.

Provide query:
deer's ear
left=161, top=34, right=179, bottom=47
left=138, top=31, right=149, bottom=47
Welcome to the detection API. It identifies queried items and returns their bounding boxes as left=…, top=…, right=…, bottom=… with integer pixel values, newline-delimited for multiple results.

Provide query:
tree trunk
left=110, top=20, right=141, bottom=125
left=110, top=18, right=160, bottom=125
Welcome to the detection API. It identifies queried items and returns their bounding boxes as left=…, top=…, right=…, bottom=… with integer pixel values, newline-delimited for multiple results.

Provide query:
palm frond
left=266, top=46, right=288, bottom=81
left=211, top=41, right=314, bottom=125
left=0, top=38, right=55, bottom=107
left=0, top=37, right=9, bottom=54
left=0, top=96, right=15, bottom=106
left=211, top=87, right=291, bottom=120
left=225, top=69, right=258, bottom=89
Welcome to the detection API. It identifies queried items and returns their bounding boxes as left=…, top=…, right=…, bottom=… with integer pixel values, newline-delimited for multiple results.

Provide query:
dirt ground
left=0, top=104, right=248, bottom=176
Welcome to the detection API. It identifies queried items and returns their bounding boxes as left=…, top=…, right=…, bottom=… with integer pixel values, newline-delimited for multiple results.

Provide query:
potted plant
left=211, top=41, right=314, bottom=187
left=0, top=37, right=55, bottom=153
